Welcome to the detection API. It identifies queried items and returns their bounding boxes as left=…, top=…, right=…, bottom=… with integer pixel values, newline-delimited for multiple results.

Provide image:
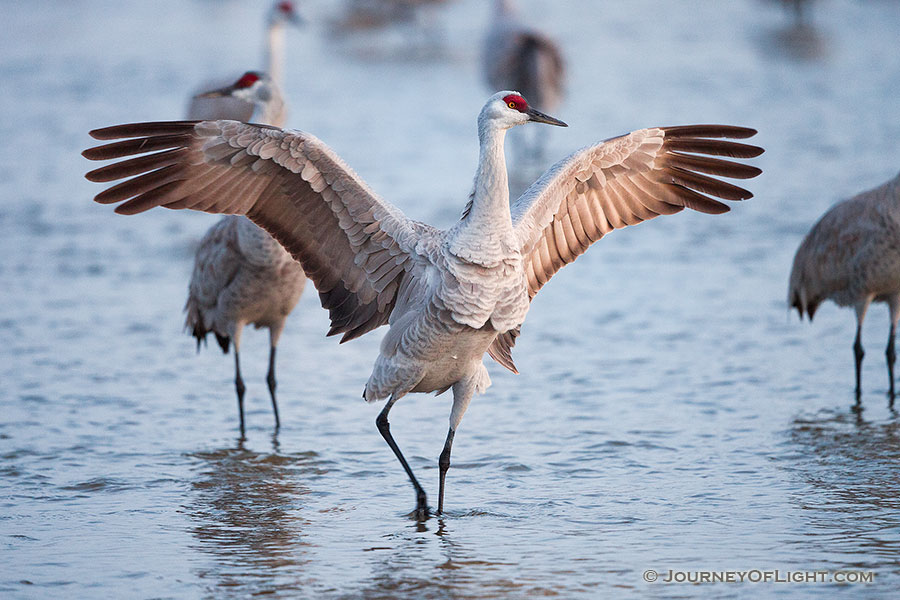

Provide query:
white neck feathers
left=266, top=22, right=285, bottom=90
left=469, top=117, right=511, bottom=226
left=447, top=117, right=516, bottom=266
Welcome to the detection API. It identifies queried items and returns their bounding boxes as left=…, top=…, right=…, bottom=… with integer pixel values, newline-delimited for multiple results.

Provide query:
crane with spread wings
left=83, top=90, right=763, bottom=519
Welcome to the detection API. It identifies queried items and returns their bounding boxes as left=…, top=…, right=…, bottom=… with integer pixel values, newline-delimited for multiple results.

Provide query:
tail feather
left=185, top=297, right=230, bottom=353
left=192, top=325, right=207, bottom=352
left=215, top=333, right=230, bottom=354
left=788, top=279, right=820, bottom=321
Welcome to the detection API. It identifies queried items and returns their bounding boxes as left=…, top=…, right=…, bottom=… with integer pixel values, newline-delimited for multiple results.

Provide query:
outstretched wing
left=488, top=125, right=763, bottom=365
left=83, top=120, right=439, bottom=342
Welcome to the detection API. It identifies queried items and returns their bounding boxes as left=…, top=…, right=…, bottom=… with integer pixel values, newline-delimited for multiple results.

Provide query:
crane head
left=194, top=72, right=277, bottom=107
left=270, top=0, right=303, bottom=27
left=481, top=91, right=567, bottom=130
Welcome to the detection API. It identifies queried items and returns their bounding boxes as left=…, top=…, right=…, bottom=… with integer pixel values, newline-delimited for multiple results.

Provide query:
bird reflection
left=353, top=519, right=531, bottom=598
left=184, top=439, right=319, bottom=594
left=785, top=409, right=900, bottom=563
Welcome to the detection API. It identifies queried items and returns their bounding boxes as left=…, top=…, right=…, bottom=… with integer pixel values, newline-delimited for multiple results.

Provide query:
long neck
left=468, top=119, right=511, bottom=228
left=265, top=22, right=285, bottom=89
left=258, top=92, right=285, bottom=128
left=447, top=116, right=515, bottom=265
left=494, top=0, right=516, bottom=18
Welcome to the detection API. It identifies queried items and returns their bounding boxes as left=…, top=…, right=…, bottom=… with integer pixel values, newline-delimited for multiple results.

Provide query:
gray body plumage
left=84, top=91, right=763, bottom=515
left=789, top=173, right=900, bottom=316
left=185, top=215, right=306, bottom=354
left=789, top=172, right=900, bottom=401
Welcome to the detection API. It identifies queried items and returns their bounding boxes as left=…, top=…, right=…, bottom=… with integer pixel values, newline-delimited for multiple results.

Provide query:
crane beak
left=194, top=87, right=233, bottom=99
left=526, top=107, right=567, bottom=127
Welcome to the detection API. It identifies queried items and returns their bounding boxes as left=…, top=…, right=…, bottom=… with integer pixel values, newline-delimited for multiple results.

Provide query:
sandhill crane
left=789, top=172, right=900, bottom=405
left=187, top=72, right=307, bottom=437
left=332, top=0, right=451, bottom=33
left=483, top=0, right=564, bottom=158
left=187, top=0, right=301, bottom=125
left=83, top=91, right=763, bottom=519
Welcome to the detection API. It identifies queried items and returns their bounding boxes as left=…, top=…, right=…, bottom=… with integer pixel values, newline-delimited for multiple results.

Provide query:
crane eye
left=507, top=101, right=517, bottom=109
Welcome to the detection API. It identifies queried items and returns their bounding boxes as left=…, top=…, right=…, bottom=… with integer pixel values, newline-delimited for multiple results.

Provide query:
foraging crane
left=789, top=172, right=900, bottom=405
left=83, top=91, right=763, bottom=519
left=186, top=72, right=307, bottom=437
left=333, top=0, right=451, bottom=33
left=483, top=0, right=564, bottom=157
left=187, top=0, right=301, bottom=125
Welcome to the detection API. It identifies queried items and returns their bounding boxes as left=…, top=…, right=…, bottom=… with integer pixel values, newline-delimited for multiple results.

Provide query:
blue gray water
left=3, top=0, right=900, bottom=598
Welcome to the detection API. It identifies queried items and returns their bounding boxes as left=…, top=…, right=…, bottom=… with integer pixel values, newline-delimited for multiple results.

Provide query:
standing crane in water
left=187, top=0, right=301, bottom=125
left=483, top=0, right=565, bottom=159
left=333, top=0, right=451, bottom=31
left=186, top=72, right=307, bottom=437
left=84, top=91, right=762, bottom=519
left=789, top=172, right=900, bottom=406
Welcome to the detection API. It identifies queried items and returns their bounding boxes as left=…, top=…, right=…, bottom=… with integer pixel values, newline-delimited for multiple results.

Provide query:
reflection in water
left=183, top=438, right=321, bottom=596
left=785, top=409, right=900, bottom=565
left=344, top=518, right=557, bottom=599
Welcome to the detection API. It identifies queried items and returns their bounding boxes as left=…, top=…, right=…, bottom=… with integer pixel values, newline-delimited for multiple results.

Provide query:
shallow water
left=3, top=0, right=900, bottom=597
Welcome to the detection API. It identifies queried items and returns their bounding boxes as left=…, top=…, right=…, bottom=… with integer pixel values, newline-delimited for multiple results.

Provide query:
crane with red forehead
left=83, top=90, right=763, bottom=519
left=183, top=72, right=306, bottom=439
left=187, top=1, right=302, bottom=126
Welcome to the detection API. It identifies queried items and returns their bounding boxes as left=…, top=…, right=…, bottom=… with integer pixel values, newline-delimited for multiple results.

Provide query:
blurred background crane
left=483, top=0, right=565, bottom=161
left=180, top=2, right=304, bottom=439
left=789, top=172, right=900, bottom=406
left=185, top=72, right=307, bottom=437
left=187, top=0, right=301, bottom=123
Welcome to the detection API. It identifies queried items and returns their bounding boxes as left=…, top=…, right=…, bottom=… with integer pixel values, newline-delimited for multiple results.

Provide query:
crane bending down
left=186, top=72, right=307, bottom=437
left=483, top=0, right=564, bottom=158
left=83, top=92, right=763, bottom=519
left=187, top=0, right=301, bottom=125
left=789, top=171, right=900, bottom=405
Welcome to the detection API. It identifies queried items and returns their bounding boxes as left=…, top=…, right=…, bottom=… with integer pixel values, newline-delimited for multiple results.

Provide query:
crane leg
left=853, top=300, right=871, bottom=406
left=438, top=428, right=455, bottom=515
left=376, top=395, right=428, bottom=520
left=886, top=325, right=896, bottom=406
left=438, top=379, right=475, bottom=515
left=886, top=294, right=900, bottom=408
left=854, top=326, right=864, bottom=404
left=266, top=345, right=281, bottom=430
left=234, top=350, right=246, bottom=439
